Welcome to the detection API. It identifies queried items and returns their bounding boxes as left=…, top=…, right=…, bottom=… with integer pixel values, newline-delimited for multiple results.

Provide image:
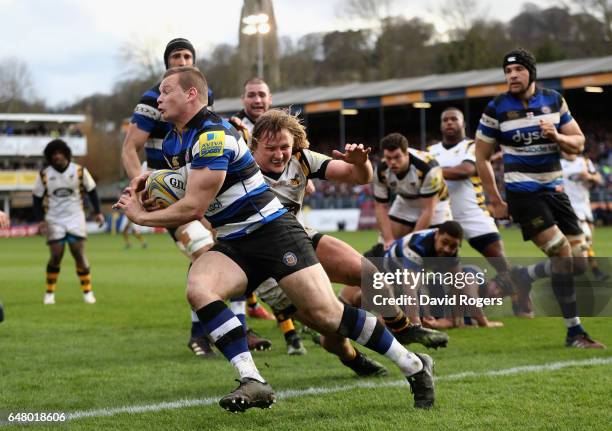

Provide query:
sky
left=0, top=0, right=546, bottom=107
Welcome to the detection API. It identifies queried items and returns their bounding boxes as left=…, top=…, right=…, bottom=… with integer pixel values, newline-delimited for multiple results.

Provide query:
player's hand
left=38, top=221, right=48, bottom=236
left=142, top=195, right=161, bottom=212
left=491, top=200, right=509, bottom=219
left=94, top=213, right=105, bottom=227
left=129, top=172, right=151, bottom=193
left=332, top=143, right=371, bottom=165
left=113, top=187, right=145, bottom=224
left=539, top=120, right=559, bottom=142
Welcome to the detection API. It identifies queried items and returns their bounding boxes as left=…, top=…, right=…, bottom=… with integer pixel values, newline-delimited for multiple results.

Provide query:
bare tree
left=0, top=57, right=36, bottom=106
left=117, top=35, right=165, bottom=80
left=565, top=0, right=612, bottom=41
left=337, top=0, right=396, bottom=22
left=438, top=0, right=488, bottom=38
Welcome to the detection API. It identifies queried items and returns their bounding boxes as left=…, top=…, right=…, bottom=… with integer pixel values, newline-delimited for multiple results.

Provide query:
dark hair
left=43, top=139, right=71, bottom=164
left=163, top=66, right=208, bottom=104
left=163, top=38, right=196, bottom=69
left=502, top=48, right=537, bottom=83
left=380, top=133, right=409, bottom=153
left=441, top=106, right=463, bottom=117
left=437, top=220, right=463, bottom=240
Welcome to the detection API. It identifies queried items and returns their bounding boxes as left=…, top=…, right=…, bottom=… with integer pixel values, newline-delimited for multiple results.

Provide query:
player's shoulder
left=409, top=148, right=438, bottom=172
left=427, top=142, right=442, bottom=153
left=375, top=160, right=389, bottom=182
left=137, top=81, right=162, bottom=104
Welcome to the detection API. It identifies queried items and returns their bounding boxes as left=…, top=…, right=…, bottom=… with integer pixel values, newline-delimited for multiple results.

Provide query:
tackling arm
left=121, top=123, right=150, bottom=179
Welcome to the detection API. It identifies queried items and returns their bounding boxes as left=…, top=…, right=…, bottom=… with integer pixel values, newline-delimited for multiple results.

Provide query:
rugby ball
left=144, top=169, right=186, bottom=209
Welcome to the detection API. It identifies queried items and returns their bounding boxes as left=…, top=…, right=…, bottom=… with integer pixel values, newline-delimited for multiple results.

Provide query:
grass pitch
left=1, top=227, right=611, bottom=430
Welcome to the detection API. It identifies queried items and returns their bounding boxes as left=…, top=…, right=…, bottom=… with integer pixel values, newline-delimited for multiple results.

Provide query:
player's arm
left=540, top=118, right=585, bottom=155
left=442, top=161, right=476, bottom=180
left=116, top=168, right=225, bottom=228
left=32, top=173, right=47, bottom=234
left=327, top=143, right=373, bottom=184
left=374, top=201, right=394, bottom=247
left=121, top=123, right=150, bottom=180
left=0, top=210, right=10, bottom=228
left=475, top=138, right=507, bottom=219
left=414, top=195, right=436, bottom=232
left=584, top=159, right=604, bottom=186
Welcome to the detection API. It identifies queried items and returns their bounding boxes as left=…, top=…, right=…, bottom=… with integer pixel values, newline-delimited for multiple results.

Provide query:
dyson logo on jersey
left=512, top=129, right=543, bottom=145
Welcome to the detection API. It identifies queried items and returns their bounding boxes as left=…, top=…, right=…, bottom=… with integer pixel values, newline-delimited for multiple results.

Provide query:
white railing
left=0, top=136, right=87, bottom=156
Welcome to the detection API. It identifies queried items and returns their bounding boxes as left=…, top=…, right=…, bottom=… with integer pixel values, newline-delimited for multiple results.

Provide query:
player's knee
left=300, top=306, right=339, bottom=333
left=539, top=230, right=569, bottom=257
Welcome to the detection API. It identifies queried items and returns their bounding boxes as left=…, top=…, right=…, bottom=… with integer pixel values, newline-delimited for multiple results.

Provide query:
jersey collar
left=184, top=107, right=211, bottom=130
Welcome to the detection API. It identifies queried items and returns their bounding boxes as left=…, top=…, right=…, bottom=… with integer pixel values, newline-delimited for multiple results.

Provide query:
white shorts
left=579, top=220, right=593, bottom=245
left=571, top=204, right=594, bottom=223
left=454, top=213, right=499, bottom=240
left=46, top=213, right=86, bottom=243
left=389, top=196, right=452, bottom=226
left=255, top=278, right=293, bottom=312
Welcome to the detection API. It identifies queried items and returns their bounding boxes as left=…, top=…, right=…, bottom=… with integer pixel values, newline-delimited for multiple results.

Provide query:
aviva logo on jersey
left=199, top=131, right=225, bottom=157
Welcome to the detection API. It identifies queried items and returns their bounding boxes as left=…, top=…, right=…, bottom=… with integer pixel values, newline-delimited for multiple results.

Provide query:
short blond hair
left=163, top=66, right=208, bottom=104
left=251, top=108, right=309, bottom=153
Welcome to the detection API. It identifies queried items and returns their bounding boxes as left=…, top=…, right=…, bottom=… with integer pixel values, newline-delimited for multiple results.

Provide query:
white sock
left=191, top=309, right=199, bottom=323
left=230, top=352, right=265, bottom=383
left=384, top=338, right=423, bottom=376
left=564, top=316, right=581, bottom=328
left=230, top=300, right=246, bottom=317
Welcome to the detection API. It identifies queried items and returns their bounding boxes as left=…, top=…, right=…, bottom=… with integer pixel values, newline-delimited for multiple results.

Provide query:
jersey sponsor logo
left=512, top=129, right=543, bottom=145
left=199, top=131, right=225, bottom=158
left=53, top=188, right=75, bottom=197
left=282, top=252, right=298, bottom=267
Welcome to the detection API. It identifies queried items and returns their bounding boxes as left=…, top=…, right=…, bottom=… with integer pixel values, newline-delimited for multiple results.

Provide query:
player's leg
left=174, top=221, right=219, bottom=357
left=121, top=222, right=131, bottom=249
left=44, top=240, right=65, bottom=304
left=529, top=193, right=604, bottom=348
left=316, top=233, right=448, bottom=348
left=583, top=221, right=608, bottom=281
left=67, top=238, right=96, bottom=304
left=186, top=249, right=275, bottom=412
left=279, top=264, right=435, bottom=408
left=131, top=223, right=147, bottom=248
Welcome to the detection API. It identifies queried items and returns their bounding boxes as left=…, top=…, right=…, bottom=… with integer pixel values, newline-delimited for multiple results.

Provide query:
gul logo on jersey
left=199, top=131, right=225, bottom=157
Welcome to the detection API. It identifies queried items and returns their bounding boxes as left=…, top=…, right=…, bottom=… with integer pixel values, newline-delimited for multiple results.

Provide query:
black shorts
left=506, top=190, right=582, bottom=241
left=211, top=212, right=320, bottom=294
left=364, top=242, right=385, bottom=258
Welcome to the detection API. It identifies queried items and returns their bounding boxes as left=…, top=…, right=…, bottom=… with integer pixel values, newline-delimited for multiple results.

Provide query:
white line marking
left=59, top=357, right=612, bottom=420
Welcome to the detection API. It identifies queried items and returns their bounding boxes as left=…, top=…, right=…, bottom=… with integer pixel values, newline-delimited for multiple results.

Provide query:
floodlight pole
left=257, top=31, right=264, bottom=78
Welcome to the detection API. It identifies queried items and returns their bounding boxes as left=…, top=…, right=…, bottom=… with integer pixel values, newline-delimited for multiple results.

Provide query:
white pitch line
left=58, top=356, right=612, bottom=421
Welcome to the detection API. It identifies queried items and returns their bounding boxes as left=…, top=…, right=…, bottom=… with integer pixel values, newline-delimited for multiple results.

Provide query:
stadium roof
left=213, top=55, right=612, bottom=114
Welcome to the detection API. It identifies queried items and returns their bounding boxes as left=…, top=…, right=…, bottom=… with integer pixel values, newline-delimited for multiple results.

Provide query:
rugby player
left=475, top=48, right=605, bottom=348
left=121, top=38, right=270, bottom=356
left=385, top=221, right=503, bottom=328
left=561, top=151, right=609, bottom=281
left=251, top=108, right=448, bottom=353
left=115, top=66, right=436, bottom=411
left=429, top=107, right=533, bottom=317
left=33, top=139, right=105, bottom=305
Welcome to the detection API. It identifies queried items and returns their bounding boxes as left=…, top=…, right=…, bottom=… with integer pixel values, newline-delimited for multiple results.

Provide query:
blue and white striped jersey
left=130, top=82, right=215, bottom=170
left=162, top=108, right=286, bottom=240
left=476, top=88, right=572, bottom=193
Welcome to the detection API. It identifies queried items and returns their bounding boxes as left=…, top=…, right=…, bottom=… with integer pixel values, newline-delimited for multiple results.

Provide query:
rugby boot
left=219, top=378, right=276, bottom=413
left=565, top=332, right=606, bottom=349
left=341, top=349, right=388, bottom=377
left=246, top=328, right=272, bottom=351
left=187, top=335, right=216, bottom=358
left=247, top=304, right=276, bottom=320
left=394, top=323, right=449, bottom=349
left=286, top=333, right=307, bottom=355
left=406, top=353, right=435, bottom=409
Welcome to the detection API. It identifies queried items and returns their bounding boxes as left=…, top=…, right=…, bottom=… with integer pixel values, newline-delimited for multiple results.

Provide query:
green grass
left=1, top=227, right=611, bottom=430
